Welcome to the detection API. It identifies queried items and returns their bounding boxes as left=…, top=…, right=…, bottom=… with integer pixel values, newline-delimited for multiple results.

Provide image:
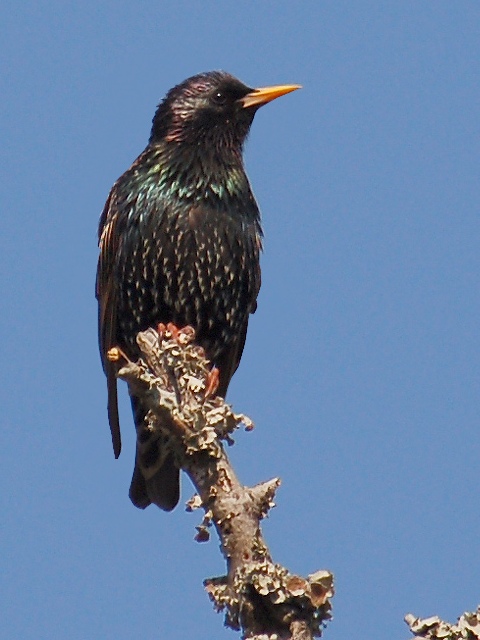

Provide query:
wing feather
left=96, top=190, right=122, bottom=458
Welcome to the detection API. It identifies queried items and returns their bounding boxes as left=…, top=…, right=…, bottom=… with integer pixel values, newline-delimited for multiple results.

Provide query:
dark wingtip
left=112, top=439, right=121, bottom=459
left=109, top=411, right=121, bottom=458
left=107, top=370, right=121, bottom=458
left=108, top=408, right=122, bottom=458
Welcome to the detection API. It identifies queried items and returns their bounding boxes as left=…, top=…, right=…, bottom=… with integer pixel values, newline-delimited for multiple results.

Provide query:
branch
left=111, top=325, right=334, bottom=640
left=405, top=606, right=480, bottom=640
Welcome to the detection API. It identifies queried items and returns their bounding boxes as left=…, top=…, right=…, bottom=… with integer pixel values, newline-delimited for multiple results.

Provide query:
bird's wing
left=216, top=228, right=262, bottom=397
left=216, top=320, right=249, bottom=397
left=96, top=189, right=122, bottom=458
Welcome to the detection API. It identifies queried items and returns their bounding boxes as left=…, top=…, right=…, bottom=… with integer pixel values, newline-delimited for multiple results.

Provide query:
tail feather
left=129, top=458, right=150, bottom=509
left=129, top=395, right=180, bottom=511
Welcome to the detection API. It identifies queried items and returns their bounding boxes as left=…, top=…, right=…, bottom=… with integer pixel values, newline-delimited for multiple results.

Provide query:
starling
left=96, top=71, right=300, bottom=511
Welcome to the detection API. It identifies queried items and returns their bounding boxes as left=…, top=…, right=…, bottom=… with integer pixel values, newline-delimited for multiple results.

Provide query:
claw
left=205, top=367, right=220, bottom=397
left=166, top=322, right=181, bottom=341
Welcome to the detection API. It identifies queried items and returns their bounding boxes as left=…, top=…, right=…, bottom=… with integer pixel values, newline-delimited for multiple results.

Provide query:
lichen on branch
left=405, top=606, right=480, bottom=640
left=113, top=325, right=334, bottom=640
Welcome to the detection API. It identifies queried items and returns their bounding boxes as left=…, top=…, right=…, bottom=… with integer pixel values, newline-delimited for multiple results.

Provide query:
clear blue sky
left=1, top=3, right=479, bottom=639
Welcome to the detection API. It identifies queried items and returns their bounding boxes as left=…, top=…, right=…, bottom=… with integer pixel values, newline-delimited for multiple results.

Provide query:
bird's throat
left=141, top=143, right=253, bottom=211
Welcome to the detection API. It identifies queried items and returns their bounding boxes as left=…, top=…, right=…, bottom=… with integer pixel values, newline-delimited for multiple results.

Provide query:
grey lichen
left=405, top=606, right=480, bottom=639
left=115, top=325, right=334, bottom=640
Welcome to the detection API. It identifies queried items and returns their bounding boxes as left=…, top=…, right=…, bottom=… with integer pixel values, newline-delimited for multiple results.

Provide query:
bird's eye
left=212, top=90, right=227, bottom=106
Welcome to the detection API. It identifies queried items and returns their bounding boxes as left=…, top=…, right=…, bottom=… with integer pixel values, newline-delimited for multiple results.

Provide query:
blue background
left=2, top=2, right=479, bottom=639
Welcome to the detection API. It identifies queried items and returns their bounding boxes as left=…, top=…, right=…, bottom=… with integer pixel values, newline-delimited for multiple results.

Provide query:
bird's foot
left=157, top=322, right=180, bottom=341
left=156, top=323, right=167, bottom=338
left=157, top=322, right=196, bottom=345
left=166, top=322, right=181, bottom=341
left=205, top=367, right=220, bottom=397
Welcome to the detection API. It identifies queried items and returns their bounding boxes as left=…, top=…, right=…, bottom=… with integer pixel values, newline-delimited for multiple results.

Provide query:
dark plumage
left=96, top=71, right=300, bottom=511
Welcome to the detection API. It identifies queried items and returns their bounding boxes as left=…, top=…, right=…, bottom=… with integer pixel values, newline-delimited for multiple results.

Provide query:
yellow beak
left=240, top=84, right=302, bottom=109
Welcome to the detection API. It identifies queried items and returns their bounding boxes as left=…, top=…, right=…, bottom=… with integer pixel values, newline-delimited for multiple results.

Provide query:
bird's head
left=149, top=71, right=300, bottom=159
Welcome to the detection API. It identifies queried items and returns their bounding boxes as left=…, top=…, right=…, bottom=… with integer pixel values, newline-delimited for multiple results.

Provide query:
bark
left=110, top=325, right=334, bottom=640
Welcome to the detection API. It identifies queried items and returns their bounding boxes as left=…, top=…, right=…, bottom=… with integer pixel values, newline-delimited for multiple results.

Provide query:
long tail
left=128, top=395, right=180, bottom=511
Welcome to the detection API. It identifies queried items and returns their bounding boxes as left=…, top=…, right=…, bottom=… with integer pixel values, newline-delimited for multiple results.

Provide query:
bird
left=96, top=71, right=300, bottom=511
